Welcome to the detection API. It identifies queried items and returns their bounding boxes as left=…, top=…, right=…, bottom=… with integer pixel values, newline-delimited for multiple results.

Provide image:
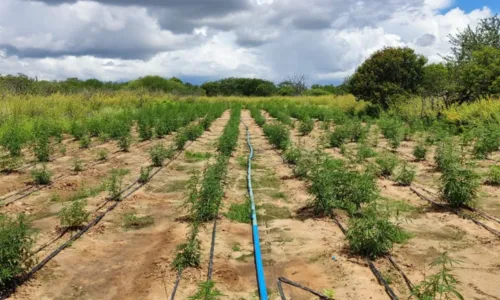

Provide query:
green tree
left=420, top=63, right=452, bottom=109
left=348, top=47, right=427, bottom=109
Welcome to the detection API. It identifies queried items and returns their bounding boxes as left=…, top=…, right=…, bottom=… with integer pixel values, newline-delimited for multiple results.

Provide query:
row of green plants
left=259, top=106, right=465, bottom=299
left=172, top=106, right=241, bottom=299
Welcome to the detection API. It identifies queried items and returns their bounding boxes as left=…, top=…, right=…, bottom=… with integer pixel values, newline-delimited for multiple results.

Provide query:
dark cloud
left=292, top=17, right=331, bottom=30
left=416, top=33, right=436, bottom=46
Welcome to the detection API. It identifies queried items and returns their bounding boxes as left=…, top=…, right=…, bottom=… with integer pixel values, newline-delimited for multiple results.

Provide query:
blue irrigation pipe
left=242, top=120, right=268, bottom=300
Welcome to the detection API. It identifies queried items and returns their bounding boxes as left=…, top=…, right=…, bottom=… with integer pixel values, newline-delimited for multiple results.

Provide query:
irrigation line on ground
left=241, top=119, right=269, bottom=300
left=276, top=277, right=331, bottom=300
left=0, top=139, right=196, bottom=299
left=410, top=187, right=500, bottom=238
left=259, top=111, right=402, bottom=300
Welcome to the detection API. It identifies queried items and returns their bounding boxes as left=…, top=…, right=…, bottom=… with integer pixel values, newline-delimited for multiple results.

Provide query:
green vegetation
left=188, top=280, right=224, bottom=300
left=122, top=213, right=154, bottom=230
left=0, top=214, right=36, bottom=289
left=413, top=143, right=427, bottom=161
left=97, top=149, right=108, bottom=161
left=298, top=117, right=314, bottom=135
left=440, top=164, right=480, bottom=208
left=486, top=165, right=500, bottom=186
left=149, top=143, right=173, bottom=167
left=225, top=198, right=252, bottom=223
left=106, top=168, right=129, bottom=200
left=73, top=157, right=84, bottom=173
left=31, top=165, right=52, bottom=185
left=263, top=123, right=290, bottom=150
left=412, top=252, right=464, bottom=300
left=395, top=162, right=416, bottom=186
left=185, top=151, right=212, bottom=162
left=376, top=152, right=399, bottom=177
left=138, top=166, right=152, bottom=184
left=58, top=200, right=90, bottom=229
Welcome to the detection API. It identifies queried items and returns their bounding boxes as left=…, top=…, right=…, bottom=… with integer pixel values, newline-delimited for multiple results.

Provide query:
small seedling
left=107, top=168, right=129, bottom=200
left=376, top=152, right=399, bottom=177
left=73, top=157, right=84, bottom=173
left=149, top=143, right=174, bottom=167
left=395, top=162, right=416, bottom=186
left=118, top=134, right=131, bottom=152
left=486, top=165, right=500, bottom=186
left=138, top=166, right=152, bottom=184
left=97, top=149, right=108, bottom=161
left=79, top=135, right=91, bottom=149
left=413, top=143, right=427, bottom=161
left=298, top=117, right=314, bottom=136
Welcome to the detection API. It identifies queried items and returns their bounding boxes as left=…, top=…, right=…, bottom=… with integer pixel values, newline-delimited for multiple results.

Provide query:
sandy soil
left=9, top=112, right=230, bottom=300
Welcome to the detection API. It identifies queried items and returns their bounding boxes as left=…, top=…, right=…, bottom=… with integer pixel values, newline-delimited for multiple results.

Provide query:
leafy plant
left=440, top=164, right=480, bottom=208
left=107, top=168, right=129, bottom=200
left=395, top=162, right=416, bottom=186
left=118, top=133, right=131, bottom=152
left=31, top=165, right=52, bottom=185
left=413, top=143, right=427, bottom=161
left=356, top=143, right=377, bottom=162
left=376, top=152, right=399, bottom=176
left=172, top=224, right=201, bottom=271
left=0, top=157, right=22, bottom=173
left=298, top=117, right=314, bottom=136
left=188, top=280, right=224, bottom=300
left=486, top=165, right=500, bottom=186
left=434, top=139, right=459, bottom=172
left=79, top=134, right=91, bottom=149
left=138, top=166, right=152, bottom=184
left=149, top=143, right=173, bottom=167
left=284, top=147, right=302, bottom=165
left=263, top=123, right=290, bottom=150
left=346, top=209, right=410, bottom=258
left=122, top=213, right=154, bottom=230
left=58, top=200, right=90, bottom=229
left=225, top=198, right=252, bottom=223
left=33, top=136, right=50, bottom=162
left=0, top=214, right=36, bottom=288
left=411, top=252, right=464, bottom=300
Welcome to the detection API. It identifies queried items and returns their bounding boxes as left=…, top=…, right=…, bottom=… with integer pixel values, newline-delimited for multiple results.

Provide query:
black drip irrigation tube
left=0, top=140, right=194, bottom=299
left=277, top=277, right=331, bottom=300
left=0, top=135, right=163, bottom=208
left=410, top=187, right=500, bottom=238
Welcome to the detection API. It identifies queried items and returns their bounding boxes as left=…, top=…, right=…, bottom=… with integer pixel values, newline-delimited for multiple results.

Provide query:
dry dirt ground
left=4, top=110, right=500, bottom=300
left=295, top=119, right=500, bottom=300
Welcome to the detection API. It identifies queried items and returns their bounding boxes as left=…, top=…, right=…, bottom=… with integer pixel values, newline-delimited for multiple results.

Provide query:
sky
left=0, top=0, right=495, bottom=85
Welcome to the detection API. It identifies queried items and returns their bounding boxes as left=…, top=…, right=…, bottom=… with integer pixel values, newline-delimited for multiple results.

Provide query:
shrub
left=434, top=139, right=459, bottom=172
left=1, top=122, right=28, bottom=157
left=263, top=123, right=290, bottom=150
left=395, top=162, right=416, bottom=186
left=378, top=117, right=406, bottom=149
left=138, top=166, right=152, bottom=184
left=58, top=200, right=90, bottom=229
left=472, top=124, right=500, bottom=159
left=284, top=147, right=302, bottom=165
left=486, top=165, right=500, bottom=186
left=79, top=135, right=91, bottom=149
left=346, top=210, right=410, bottom=258
left=413, top=143, right=427, bottom=161
left=0, top=157, right=22, bottom=173
left=356, top=143, right=377, bottom=162
left=31, top=165, right=52, bottom=185
left=149, top=143, right=173, bottom=167
left=122, top=213, right=154, bottom=230
left=440, top=164, right=480, bottom=208
left=33, top=136, right=50, bottom=162
left=376, top=152, right=399, bottom=176
left=118, top=134, right=131, bottom=152
left=298, top=117, right=314, bottom=136
left=411, top=252, right=464, bottom=300
left=107, top=168, right=129, bottom=200
left=309, top=158, right=378, bottom=216
left=172, top=225, right=201, bottom=271
left=0, top=214, right=36, bottom=288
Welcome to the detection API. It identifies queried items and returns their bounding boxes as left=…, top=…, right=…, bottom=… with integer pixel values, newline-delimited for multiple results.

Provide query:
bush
left=440, top=164, right=480, bottom=208
left=395, top=163, right=416, bottom=186
left=376, top=152, right=399, bottom=176
left=58, top=200, right=90, bottom=229
left=413, top=143, right=427, bottom=161
left=118, top=134, right=131, bottom=152
left=149, top=143, right=173, bottom=167
left=434, top=139, right=459, bottom=172
left=472, top=124, right=500, bottom=159
left=138, top=166, right=152, bottom=184
left=356, top=143, right=377, bottom=162
left=172, top=225, right=201, bottom=271
left=33, top=136, right=50, bottom=162
left=31, top=165, right=52, bottom=185
left=486, top=165, right=500, bottom=186
left=79, top=135, right=91, bottom=149
left=328, top=119, right=366, bottom=148
left=284, top=147, right=302, bottom=165
left=107, top=168, right=129, bottom=200
left=263, top=123, right=290, bottom=150
left=346, top=210, right=410, bottom=259
left=0, top=157, right=22, bottom=173
left=298, top=117, right=314, bottom=136
left=378, top=117, right=406, bottom=149
left=0, top=214, right=36, bottom=288
left=309, top=158, right=378, bottom=216
left=73, top=157, right=84, bottom=173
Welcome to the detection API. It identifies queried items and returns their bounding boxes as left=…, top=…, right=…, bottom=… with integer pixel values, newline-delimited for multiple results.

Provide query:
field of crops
left=1, top=95, right=500, bottom=300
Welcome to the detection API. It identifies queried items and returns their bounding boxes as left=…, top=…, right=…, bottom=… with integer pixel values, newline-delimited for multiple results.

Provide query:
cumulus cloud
left=0, top=0, right=494, bottom=83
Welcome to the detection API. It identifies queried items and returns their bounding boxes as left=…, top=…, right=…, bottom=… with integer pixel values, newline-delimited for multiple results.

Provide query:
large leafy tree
left=348, top=47, right=427, bottom=108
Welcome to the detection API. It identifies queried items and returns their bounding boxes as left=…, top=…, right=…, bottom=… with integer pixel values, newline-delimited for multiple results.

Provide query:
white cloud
left=0, top=0, right=494, bottom=83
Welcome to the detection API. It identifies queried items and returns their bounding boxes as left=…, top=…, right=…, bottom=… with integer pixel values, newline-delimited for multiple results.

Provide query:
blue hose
left=242, top=120, right=268, bottom=300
